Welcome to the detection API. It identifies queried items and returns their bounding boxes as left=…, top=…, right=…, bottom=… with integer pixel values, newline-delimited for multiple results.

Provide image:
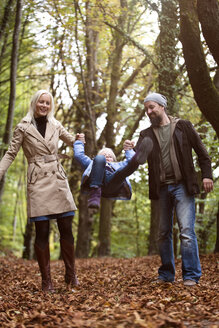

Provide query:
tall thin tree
left=148, top=0, right=179, bottom=255
left=0, top=0, right=14, bottom=43
left=0, top=0, right=22, bottom=201
left=179, top=0, right=219, bottom=137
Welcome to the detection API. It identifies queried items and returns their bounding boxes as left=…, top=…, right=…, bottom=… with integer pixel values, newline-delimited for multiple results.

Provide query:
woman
left=0, top=90, right=83, bottom=292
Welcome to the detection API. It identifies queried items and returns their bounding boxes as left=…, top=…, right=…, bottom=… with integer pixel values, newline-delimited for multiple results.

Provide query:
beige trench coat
left=0, top=118, right=77, bottom=217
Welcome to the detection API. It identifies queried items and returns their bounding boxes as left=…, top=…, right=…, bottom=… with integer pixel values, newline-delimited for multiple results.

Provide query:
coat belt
left=27, top=154, right=58, bottom=163
left=27, top=154, right=71, bottom=164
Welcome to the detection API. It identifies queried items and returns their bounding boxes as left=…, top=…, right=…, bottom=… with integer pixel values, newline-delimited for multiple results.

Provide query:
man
left=124, top=92, right=213, bottom=286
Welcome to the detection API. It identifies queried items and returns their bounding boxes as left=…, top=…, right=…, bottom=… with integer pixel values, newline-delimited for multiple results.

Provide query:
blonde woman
left=0, top=90, right=84, bottom=292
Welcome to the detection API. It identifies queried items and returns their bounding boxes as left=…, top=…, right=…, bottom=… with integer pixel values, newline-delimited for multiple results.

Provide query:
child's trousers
left=89, top=155, right=138, bottom=196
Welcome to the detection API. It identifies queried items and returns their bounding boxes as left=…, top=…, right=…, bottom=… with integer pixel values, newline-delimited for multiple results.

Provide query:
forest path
left=0, top=254, right=218, bottom=327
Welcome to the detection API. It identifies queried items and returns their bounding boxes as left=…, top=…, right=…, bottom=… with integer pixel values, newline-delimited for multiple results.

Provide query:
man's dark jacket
left=135, top=119, right=213, bottom=200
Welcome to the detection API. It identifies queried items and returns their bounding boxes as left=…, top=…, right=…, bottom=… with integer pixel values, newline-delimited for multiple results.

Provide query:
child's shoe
left=87, top=187, right=101, bottom=209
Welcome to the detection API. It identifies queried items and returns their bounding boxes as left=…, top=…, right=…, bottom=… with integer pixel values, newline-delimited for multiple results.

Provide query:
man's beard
left=149, top=114, right=162, bottom=127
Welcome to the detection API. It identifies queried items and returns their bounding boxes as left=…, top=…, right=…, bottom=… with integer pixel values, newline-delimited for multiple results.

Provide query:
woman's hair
left=98, top=147, right=117, bottom=161
left=24, top=90, right=55, bottom=123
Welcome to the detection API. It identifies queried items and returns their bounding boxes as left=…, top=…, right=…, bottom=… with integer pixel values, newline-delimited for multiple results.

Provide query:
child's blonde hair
left=98, top=147, right=117, bottom=161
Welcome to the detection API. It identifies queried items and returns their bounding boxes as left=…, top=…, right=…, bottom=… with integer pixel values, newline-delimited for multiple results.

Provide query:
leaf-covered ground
left=0, top=253, right=218, bottom=328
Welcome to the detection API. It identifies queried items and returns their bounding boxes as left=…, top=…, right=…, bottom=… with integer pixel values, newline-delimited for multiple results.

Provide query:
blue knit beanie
left=144, top=92, right=167, bottom=108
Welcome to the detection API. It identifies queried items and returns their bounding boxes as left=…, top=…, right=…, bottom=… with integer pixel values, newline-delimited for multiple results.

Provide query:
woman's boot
left=34, top=243, right=55, bottom=292
left=60, top=239, right=79, bottom=286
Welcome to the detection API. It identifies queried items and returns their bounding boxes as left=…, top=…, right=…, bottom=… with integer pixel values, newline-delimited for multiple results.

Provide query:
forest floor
left=0, top=253, right=218, bottom=328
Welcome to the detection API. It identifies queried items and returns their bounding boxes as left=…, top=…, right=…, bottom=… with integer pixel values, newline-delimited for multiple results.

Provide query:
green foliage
left=110, top=169, right=151, bottom=258
left=0, top=150, right=27, bottom=257
left=88, top=167, right=151, bottom=259
left=0, top=0, right=218, bottom=258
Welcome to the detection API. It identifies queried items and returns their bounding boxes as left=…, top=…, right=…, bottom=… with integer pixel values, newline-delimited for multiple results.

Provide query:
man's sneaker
left=151, top=278, right=173, bottom=285
left=183, top=279, right=197, bottom=286
left=134, top=137, right=153, bottom=164
left=87, top=187, right=101, bottom=209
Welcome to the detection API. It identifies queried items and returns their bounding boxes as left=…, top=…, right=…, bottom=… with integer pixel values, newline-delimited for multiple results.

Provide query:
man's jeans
left=158, top=183, right=201, bottom=282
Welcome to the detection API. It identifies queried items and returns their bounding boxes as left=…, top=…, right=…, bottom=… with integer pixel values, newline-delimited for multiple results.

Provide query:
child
left=73, top=137, right=153, bottom=209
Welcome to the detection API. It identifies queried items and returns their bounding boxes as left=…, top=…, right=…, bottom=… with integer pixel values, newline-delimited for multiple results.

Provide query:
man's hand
left=75, top=133, right=85, bottom=143
left=123, top=139, right=135, bottom=151
left=203, top=178, right=214, bottom=193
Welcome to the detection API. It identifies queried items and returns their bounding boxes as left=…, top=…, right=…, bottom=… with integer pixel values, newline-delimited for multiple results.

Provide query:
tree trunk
left=173, top=211, right=178, bottom=258
left=12, top=174, right=22, bottom=241
left=148, top=200, right=159, bottom=255
left=0, top=31, right=8, bottom=72
left=98, top=198, right=113, bottom=257
left=197, top=0, right=219, bottom=65
left=104, top=0, right=127, bottom=150
left=158, top=0, right=179, bottom=113
left=0, top=0, right=14, bottom=43
left=96, top=1, right=127, bottom=256
left=22, top=221, right=35, bottom=260
left=148, top=0, right=179, bottom=256
left=196, top=194, right=208, bottom=253
left=72, top=0, right=100, bottom=257
left=75, top=193, right=93, bottom=258
left=214, top=202, right=219, bottom=253
left=0, top=0, right=22, bottom=201
left=179, top=0, right=219, bottom=137
left=134, top=192, right=140, bottom=257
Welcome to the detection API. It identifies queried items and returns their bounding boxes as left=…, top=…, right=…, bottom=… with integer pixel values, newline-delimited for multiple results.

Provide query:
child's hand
left=123, top=140, right=135, bottom=150
left=76, top=133, right=85, bottom=143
